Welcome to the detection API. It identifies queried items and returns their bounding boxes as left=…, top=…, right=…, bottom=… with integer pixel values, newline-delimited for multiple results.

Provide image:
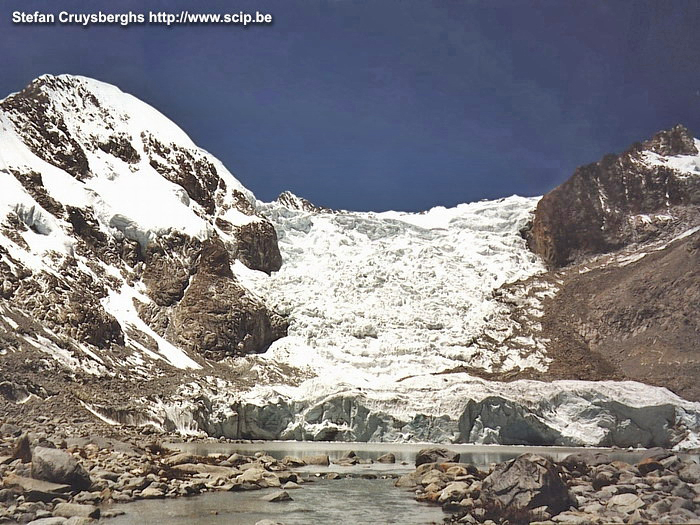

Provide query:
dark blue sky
left=1, top=0, right=699, bottom=211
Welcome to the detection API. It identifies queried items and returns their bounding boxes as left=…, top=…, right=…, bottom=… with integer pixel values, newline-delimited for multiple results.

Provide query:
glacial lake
left=103, top=441, right=682, bottom=525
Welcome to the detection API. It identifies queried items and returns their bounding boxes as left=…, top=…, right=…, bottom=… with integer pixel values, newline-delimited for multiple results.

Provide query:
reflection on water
left=167, top=440, right=655, bottom=469
left=105, top=477, right=445, bottom=525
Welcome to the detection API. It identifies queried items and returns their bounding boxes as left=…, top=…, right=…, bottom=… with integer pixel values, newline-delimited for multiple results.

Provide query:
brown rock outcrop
left=167, top=237, right=287, bottom=359
left=527, top=125, right=700, bottom=267
left=233, top=221, right=283, bottom=274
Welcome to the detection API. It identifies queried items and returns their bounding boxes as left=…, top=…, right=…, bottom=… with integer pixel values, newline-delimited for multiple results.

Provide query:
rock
left=12, top=434, right=32, bottom=463
left=233, top=220, right=283, bottom=274
left=3, top=474, right=71, bottom=502
left=170, top=463, right=239, bottom=477
left=260, top=490, right=292, bottom=502
left=162, top=452, right=198, bottom=467
left=679, top=463, right=700, bottom=483
left=561, top=451, right=611, bottom=473
left=52, top=503, right=99, bottom=519
left=637, top=457, right=664, bottom=475
left=26, top=519, right=68, bottom=525
left=168, top=237, right=287, bottom=359
left=282, top=481, right=301, bottom=490
left=301, top=455, right=329, bottom=466
left=438, top=481, right=470, bottom=504
left=592, top=470, right=616, bottom=490
left=606, top=493, right=644, bottom=514
left=140, top=485, right=165, bottom=499
left=527, top=124, right=700, bottom=267
left=480, top=453, right=573, bottom=515
left=550, top=511, right=595, bottom=524
left=281, top=456, right=305, bottom=467
left=639, top=447, right=673, bottom=461
left=255, top=520, right=286, bottom=525
left=415, top=447, right=459, bottom=467
left=31, top=448, right=92, bottom=490
left=64, top=519, right=95, bottom=525
left=376, top=453, right=396, bottom=464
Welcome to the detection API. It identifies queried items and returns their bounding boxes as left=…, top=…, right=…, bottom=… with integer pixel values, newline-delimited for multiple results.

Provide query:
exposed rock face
left=480, top=453, right=573, bottom=515
left=1, top=77, right=91, bottom=180
left=275, top=191, right=331, bottom=213
left=232, top=221, right=282, bottom=274
left=527, top=125, right=700, bottom=267
left=168, top=237, right=287, bottom=359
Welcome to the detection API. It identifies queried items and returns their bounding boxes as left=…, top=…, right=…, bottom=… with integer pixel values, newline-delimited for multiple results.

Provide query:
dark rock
left=233, top=220, right=283, bottom=274
left=479, top=453, right=573, bottom=516
left=415, top=448, right=460, bottom=467
left=1, top=77, right=91, bottom=181
left=31, top=447, right=92, bottom=490
left=561, top=451, right=611, bottom=474
left=12, top=433, right=32, bottom=463
left=168, top=237, right=288, bottom=358
left=637, top=457, right=664, bottom=476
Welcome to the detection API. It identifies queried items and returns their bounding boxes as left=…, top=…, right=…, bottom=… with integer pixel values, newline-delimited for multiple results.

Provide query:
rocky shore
left=1, top=419, right=700, bottom=525
left=0, top=422, right=334, bottom=525
left=397, top=447, right=700, bottom=524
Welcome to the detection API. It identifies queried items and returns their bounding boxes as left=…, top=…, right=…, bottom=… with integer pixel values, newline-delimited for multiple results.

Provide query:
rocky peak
left=641, top=124, right=698, bottom=157
left=526, top=125, right=700, bottom=267
left=275, top=191, right=331, bottom=213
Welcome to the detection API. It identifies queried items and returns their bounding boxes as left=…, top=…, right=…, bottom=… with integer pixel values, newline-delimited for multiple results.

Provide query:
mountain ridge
left=0, top=74, right=698, bottom=448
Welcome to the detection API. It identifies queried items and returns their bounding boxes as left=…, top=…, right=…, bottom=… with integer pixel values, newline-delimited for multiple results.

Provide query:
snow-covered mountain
left=0, top=75, right=699, bottom=449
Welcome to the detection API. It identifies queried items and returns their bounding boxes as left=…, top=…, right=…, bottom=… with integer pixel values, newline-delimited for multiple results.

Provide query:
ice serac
left=527, top=124, right=700, bottom=267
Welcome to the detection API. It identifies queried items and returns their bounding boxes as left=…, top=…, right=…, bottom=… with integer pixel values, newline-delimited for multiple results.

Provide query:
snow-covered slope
left=1, top=75, right=699, bottom=449
left=0, top=74, right=285, bottom=374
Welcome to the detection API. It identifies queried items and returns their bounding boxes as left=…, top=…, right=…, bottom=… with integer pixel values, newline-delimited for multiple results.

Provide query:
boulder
left=31, top=447, right=92, bottom=490
left=679, top=463, right=700, bottom=484
left=261, top=490, right=292, bottom=502
left=301, top=454, right=329, bottom=466
left=606, top=493, right=644, bottom=514
left=12, top=433, right=32, bottom=463
left=480, top=453, right=573, bottom=515
left=561, top=451, right=611, bottom=473
left=52, top=503, right=100, bottom=519
left=637, top=457, right=664, bottom=475
left=438, top=481, right=470, bottom=504
left=281, top=456, right=305, bottom=467
left=162, top=452, right=198, bottom=467
left=26, top=519, right=68, bottom=525
left=377, top=453, right=396, bottom=464
left=415, top=447, right=460, bottom=467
